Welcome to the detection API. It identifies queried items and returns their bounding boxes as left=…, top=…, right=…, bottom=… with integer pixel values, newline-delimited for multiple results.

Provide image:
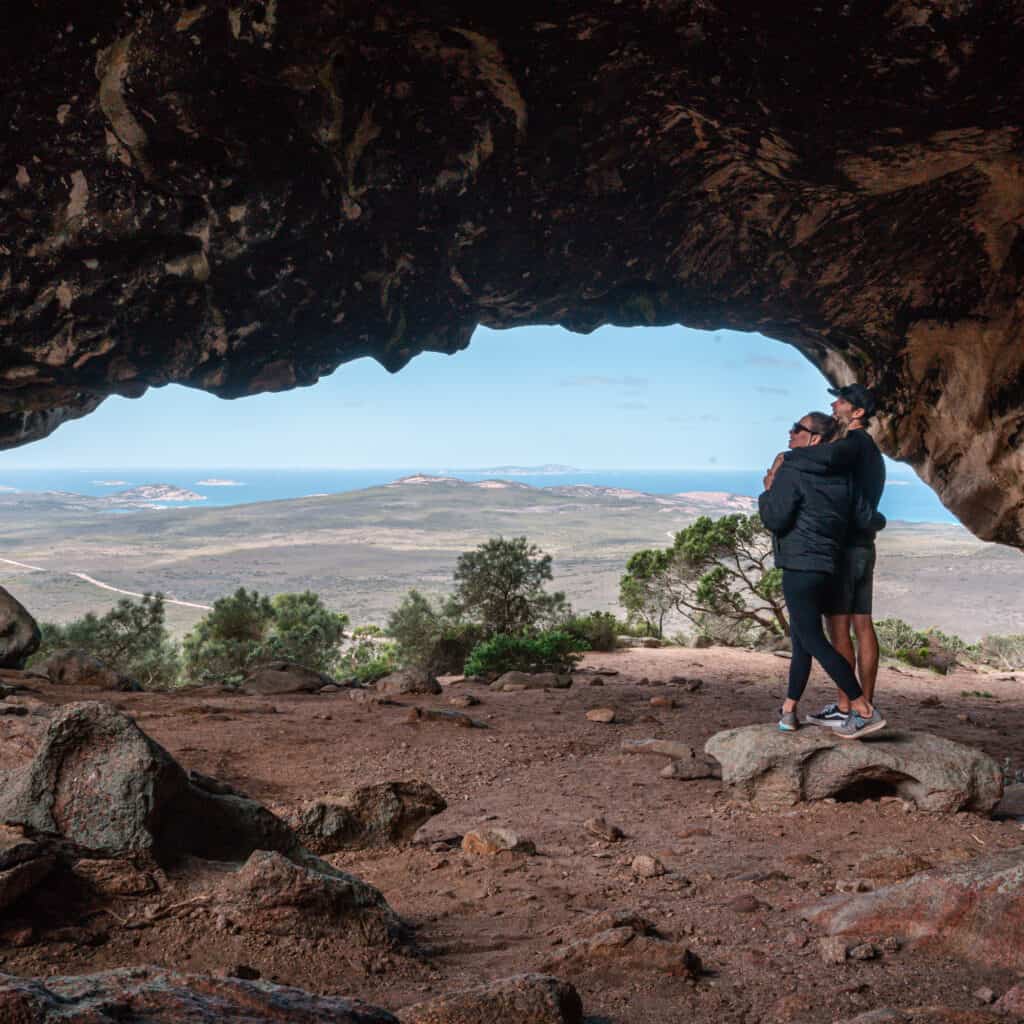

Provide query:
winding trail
left=0, top=558, right=212, bottom=611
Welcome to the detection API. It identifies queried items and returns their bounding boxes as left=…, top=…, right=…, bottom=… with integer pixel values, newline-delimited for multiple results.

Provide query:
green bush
left=336, top=637, right=399, bottom=684
left=352, top=624, right=384, bottom=638
left=32, top=593, right=180, bottom=689
left=875, top=617, right=967, bottom=674
left=464, top=630, right=588, bottom=677
left=561, top=611, right=618, bottom=652
left=183, top=588, right=347, bottom=685
left=973, top=634, right=1024, bottom=670
left=387, top=589, right=483, bottom=673
left=262, top=591, right=348, bottom=674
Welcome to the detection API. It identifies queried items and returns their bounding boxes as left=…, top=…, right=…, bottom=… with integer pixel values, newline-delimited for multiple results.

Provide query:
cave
left=2, top=2, right=1022, bottom=545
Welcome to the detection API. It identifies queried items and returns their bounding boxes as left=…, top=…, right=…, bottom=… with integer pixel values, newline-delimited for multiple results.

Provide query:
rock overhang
left=2, top=2, right=1023, bottom=544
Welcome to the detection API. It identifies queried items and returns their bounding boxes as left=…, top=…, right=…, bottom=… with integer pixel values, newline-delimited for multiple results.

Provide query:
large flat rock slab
left=0, top=966, right=398, bottom=1022
left=803, top=846, right=1024, bottom=972
left=704, top=725, right=1002, bottom=813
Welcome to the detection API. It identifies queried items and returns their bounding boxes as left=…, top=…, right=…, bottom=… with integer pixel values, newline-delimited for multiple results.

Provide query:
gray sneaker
left=778, top=709, right=799, bottom=733
left=836, top=707, right=887, bottom=740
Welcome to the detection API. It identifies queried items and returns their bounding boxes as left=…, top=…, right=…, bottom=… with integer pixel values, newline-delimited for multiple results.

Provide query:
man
left=798, top=384, right=886, bottom=727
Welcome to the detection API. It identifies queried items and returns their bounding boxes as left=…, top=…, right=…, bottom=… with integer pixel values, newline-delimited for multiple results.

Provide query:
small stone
left=727, top=893, right=765, bottom=914
left=448, top=694, right=480, bottom=708
left=650, top=696, right=676, bottom=708
left=637, top=677, right=650, bottom=685
left=585, top=707, right=616, bottom=723
left=631, top=854, right=666, bottom=878
left=847, top=942, right=878, bottom=960
left=462, top=828, right=536, bottom=856
left=818, top=936, right=848, bottom=964
left=584, top=817, right=624, bottom=842
left=679, top=827, right=711, bottom=839
left=880, top=936, right=901, bottom=953
left=588, top=677, right=604, bottom=686
left=973, top=986, right=996, bottom=1004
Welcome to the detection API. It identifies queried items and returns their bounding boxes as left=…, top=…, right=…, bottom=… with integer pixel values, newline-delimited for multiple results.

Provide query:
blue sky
left=6, top=324, right=863, bottom=470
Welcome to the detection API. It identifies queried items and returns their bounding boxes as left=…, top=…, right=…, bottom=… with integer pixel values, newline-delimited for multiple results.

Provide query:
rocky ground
left=3, top=646, right=1024, bottom=1023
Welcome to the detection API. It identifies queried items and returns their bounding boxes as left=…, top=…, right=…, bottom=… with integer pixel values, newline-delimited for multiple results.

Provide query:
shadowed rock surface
left=491, top=672, right=571, bottom=692
left=804, top=846, right=1024, bottom=972
left=239, top=662, right=335, bottom=696
left=705, top=725, right=1003, bottom=813
left=285, top=781, right=447, bottom=853
left=375, top=669, right=442, bottom=697
left=397, top=973, right=583, bottom=1024
left=0, top=589, right=40, bottom=670
left=0, top=966, right=399, bottom=1023
left=34, top=649, right=139, bottom=692
left=2, top=4, right=1023, bottom=543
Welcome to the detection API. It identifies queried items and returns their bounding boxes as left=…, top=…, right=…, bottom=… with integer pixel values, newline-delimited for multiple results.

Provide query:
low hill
left=0, top=476, right=1020, bottom=641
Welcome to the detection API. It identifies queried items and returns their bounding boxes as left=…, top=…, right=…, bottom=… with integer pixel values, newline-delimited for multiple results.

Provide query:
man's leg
left=852, top=614, right=879, bottom=703
left=826, top=613, right=854, bottom=712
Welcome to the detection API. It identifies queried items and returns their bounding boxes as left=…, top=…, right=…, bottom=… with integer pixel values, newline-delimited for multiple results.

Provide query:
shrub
left=31, top=593, right=180, bottom=689
left=387, top=589, right=483, bottom=673
left=464, top=630, right=588, bottom=677
left=973, top=634, right=1024, bottom=670
left=183, top=588, right=348, bottom=685
left=337, top=637, right=399, bottom=684
left=875, top=617, right=968, bottom=674
left=561, top=611, right=618, bottom=652
left=263, top=591, right=348, bottom=674
left=352, top=624, right=384, bottom=638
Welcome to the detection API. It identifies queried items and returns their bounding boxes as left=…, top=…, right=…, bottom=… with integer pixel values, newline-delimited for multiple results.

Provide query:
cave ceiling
left=1, top=2, right=1022, bottom=543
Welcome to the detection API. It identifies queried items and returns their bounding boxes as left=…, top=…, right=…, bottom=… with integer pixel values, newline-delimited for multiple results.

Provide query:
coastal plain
left=0, top=476, right=1021, bottom=640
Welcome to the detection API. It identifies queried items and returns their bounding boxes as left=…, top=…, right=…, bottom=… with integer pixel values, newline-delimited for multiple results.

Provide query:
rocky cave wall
left=1, top=2, right=1022, bottom=544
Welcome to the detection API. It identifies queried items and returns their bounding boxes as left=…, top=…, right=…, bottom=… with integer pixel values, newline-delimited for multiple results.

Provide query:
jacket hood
left=784, top=446, right=846, bottom=475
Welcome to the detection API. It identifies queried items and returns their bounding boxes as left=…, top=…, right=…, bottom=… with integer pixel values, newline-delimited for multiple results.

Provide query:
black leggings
left=783, top=569, right=863, bottom=703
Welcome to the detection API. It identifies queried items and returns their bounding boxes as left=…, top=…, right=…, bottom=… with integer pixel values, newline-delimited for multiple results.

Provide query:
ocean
left=0, top=465, right=958, bottom=524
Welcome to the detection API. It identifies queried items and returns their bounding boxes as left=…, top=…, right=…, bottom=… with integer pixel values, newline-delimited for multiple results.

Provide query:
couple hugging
left=758, top=384, right=887, bottom=740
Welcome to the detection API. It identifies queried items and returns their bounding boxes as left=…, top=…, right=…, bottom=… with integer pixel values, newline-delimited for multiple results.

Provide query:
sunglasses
left=789, top=422, right=820, bottom=436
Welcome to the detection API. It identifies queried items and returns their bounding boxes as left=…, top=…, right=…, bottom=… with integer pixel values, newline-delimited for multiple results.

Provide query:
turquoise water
left=0, top=465, right=957, bottom=524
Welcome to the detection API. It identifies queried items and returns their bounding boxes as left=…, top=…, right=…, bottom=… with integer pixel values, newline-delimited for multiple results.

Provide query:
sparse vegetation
left=560, top=611, right=618, bottom=652
left=31, top=593, right=181, bottom=689
left=386, top=589, right=483, bottom=674
left=464, top=630, right=588, bottom=677
left=973, top=633, right=1024, bottom=670
left=336, top=636, right=399, bottom=684
left=183, top=588, right=347, bottom=684
left=619, top=514, right=787, bottom=647
left=453, top=536, right=568, bottom=637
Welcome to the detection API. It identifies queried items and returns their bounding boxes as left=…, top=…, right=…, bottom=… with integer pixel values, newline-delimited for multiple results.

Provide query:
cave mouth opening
left=832, top=774, right=912, bottom=804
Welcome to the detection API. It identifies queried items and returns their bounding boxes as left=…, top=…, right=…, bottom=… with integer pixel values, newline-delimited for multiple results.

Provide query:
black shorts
left=825, top=545, right=876, bottom=616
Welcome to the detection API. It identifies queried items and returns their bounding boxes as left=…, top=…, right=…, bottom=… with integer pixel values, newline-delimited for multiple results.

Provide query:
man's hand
left=763, top=452, right=785, bottom=490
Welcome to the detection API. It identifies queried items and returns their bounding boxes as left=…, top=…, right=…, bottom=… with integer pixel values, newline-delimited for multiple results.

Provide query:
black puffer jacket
left=758, top=458, right=884, bottom=573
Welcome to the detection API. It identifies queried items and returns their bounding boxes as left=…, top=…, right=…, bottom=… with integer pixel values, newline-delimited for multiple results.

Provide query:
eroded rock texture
left=3, top=4, right=1023, bottom=541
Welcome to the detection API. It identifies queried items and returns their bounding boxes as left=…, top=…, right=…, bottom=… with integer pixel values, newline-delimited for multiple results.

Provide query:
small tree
left=453, top=536, right=567, bottom=637
left=619, top=514, right=787, bottom=645
left=618, top=551, right=674, bottom=638
left=33, top=592, right=180, bottom=689
left=264, top=591, right=348, bottom=674
left=387, top=589, right=483, bottom=674
left=183, top=588, right=275, bottom=684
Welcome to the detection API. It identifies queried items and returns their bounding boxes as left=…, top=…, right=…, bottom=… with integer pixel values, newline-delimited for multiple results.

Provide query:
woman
left=758, top=412, right=886, bottom=739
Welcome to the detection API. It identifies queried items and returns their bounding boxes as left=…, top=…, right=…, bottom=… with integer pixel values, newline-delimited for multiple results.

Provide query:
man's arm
left=784, top=433, right=860, bottom=471
left=758, top=463, right=801, bottom=533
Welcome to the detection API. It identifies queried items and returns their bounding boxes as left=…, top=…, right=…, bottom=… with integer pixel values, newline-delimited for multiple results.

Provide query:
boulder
left=0, top=701, right=310, bottom=865
left=803, top=846, right=1024, bottom=971
left=704, top=726, right=1003, bottom=813
left=0, top=855, right=55, bottom=912
left=0, top=701, right=189, bottom=860
left=490, top=672, right=571, bottom=692
left=397, top=974, right=583, bottom=1024
left=286, top=781, right=447, bottom=854
left=239, top=661, right=334, bottom=696
left=375, top=669, right=442, bottom=696
left=33, top=649, right=139, bottom=691
left=545, top=910, right=701, bottom=978
left=461, top=828, right=535, bottom=856
left=221, top=850, right=401, bottom=945
left=0, top=966, right=398, bottom=1022
left=0, top=587, right=40, bottom=670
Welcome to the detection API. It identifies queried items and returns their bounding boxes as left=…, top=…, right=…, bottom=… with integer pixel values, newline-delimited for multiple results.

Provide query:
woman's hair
left=803, top=411, right=838, bottom=442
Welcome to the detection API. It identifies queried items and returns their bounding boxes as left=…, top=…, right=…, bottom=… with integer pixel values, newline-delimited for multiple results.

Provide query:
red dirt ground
left=3, top=646, right=1023, bottom=1023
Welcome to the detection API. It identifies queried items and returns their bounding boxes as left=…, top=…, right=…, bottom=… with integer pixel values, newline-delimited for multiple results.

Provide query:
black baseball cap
left=827, top=383, right=877, bottom=416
